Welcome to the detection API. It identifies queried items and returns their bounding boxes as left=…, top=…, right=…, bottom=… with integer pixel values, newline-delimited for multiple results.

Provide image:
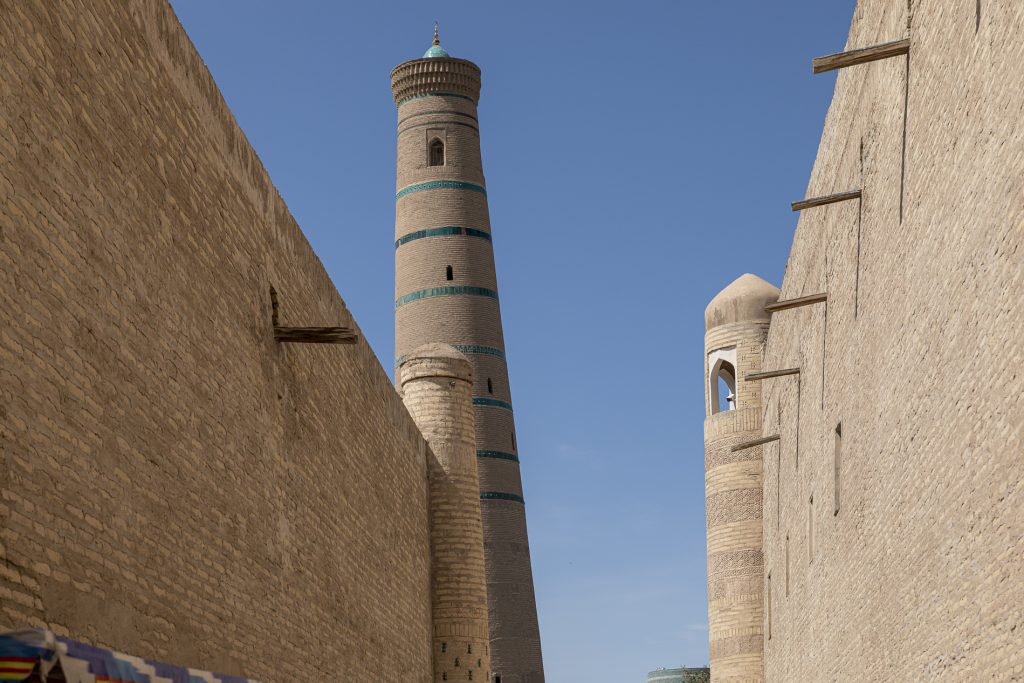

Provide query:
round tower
left=703, top=274, right=779, bottom=683
left=391, top=29, right=544, bottom=683
left=400, top=344, right=491, bottom=683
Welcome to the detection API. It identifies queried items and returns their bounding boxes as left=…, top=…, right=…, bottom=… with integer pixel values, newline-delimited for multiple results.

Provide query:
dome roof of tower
left=423, top=23, right=450, bottom=58
left=705, top=273, right=781, bottom=331
left=423, top=43, right=450, bottom=58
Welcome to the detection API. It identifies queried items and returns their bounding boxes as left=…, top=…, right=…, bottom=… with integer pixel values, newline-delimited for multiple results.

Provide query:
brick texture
left=755, top=1, right=1024, bottom=680
left=0, top=2, right=435, bottom=681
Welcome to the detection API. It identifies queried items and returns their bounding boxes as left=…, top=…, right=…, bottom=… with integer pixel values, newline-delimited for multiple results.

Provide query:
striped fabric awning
left=0, top=630, right=261, bottom=683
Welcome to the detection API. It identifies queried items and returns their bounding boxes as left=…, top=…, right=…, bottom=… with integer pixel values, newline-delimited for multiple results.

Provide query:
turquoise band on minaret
left=396, top=180, right=487, bottom=200
left=395, top=226, right=492, bottom=249
left=395, top=286, right=498, bottom=309
left=480, top=491, right=525, bottom=504
left=472, top=397, right=513, bottom=411
left=477, top=450, right=519, bottom=463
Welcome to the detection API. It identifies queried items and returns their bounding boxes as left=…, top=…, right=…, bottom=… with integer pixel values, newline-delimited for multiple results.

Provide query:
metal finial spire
left=432, top=22, right=440, bottom=46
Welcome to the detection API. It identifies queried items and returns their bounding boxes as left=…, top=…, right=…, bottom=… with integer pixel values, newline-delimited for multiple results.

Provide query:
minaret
left=703, top=274, right=779, bottom=683
left=400, top=344, right=491, bottom=683
left=391, top=28, right=545, bottom=683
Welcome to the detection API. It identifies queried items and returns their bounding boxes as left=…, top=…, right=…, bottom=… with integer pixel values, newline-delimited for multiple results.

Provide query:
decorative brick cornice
left=391, top=57, right=482, bottom=106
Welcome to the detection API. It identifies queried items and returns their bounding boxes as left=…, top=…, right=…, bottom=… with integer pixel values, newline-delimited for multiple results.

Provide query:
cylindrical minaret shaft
left=392, top=32, right=545, bottom=683
left=401, top=344, right=491, bottom=683
left=703, top=274, right=780, bottom=683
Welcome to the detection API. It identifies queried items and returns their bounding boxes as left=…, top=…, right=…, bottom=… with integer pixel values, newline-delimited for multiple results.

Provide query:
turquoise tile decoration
left=453, top=344, right=505, bottom=359
left=395, top=344, right=505, bottom=368
left=463, top=228, right=492, bottom=240
left=395, top=226, right=492, bottom=249
left=395, top=180, right=487, bottom=201
left=395, top=286, right=498, bottom=309
left=397, top=92, right=477, bottom=107
left=472, top=397, right=513, bottom=411
left=477, top=450, right=520, bottom=463
left=423, top=44, right=450, bottom=58
left=480, top=491, right=525, bottom=504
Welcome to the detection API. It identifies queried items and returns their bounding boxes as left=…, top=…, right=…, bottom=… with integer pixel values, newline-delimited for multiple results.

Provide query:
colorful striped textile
left=0, top=630, right=261, bottom=683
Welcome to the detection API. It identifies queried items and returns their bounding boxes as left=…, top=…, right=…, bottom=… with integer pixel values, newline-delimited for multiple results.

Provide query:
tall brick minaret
left=391, top=27, right=545, bottom=683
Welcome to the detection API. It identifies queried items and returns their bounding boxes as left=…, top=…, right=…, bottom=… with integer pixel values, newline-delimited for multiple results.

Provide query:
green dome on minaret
left=423, top=23, right=449, bottom=58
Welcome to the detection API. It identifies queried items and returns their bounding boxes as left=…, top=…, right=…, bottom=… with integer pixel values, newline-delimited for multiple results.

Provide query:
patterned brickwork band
left=397, top=92, right=476, bottom=107
left=397, top=109, right=478, bottom=127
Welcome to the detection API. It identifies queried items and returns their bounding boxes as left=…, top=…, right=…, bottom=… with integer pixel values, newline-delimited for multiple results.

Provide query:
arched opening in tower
left=429, top=137, right=445, bottom=166
left=710, top=358, right=737, bottom=414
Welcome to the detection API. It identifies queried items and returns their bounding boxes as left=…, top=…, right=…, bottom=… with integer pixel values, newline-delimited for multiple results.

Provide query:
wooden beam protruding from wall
left=274, top=326, right=358, bottom=344
left=765, top=292, right=828, bottom=314
left=745, top=368, right=801, bottom=382
left=730, top=434, right=781, bottom=453
left=792, top=189, right=862, bottom=212
left=812, top=38, right=910, bottom=74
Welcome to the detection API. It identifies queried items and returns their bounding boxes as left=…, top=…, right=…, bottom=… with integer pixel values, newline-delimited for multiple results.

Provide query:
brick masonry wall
left=760, top=0, right=1024, bottom=680
left=0, top=2, right=434, bottom=681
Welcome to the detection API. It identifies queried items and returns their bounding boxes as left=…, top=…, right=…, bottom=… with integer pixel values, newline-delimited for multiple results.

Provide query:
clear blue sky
left=168, top=2, right=855, bottom=680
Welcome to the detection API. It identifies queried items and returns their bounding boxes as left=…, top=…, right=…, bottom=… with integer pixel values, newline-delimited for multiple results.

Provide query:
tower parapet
left=401, top=344, right=491, bottom=683
left=391, top=57, right=481, bottom=105
left=392, top=30, right=545, bottom=683
left=703, top=274, right=779, bottom=683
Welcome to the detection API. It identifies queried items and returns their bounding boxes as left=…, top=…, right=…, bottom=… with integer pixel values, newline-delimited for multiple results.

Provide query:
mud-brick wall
left=761, top=0, right=1023, bottom=680
left=0, top=2, right=433, bottom=681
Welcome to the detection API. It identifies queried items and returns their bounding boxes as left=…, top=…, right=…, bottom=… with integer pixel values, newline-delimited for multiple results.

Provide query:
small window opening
left=808, top=494, right=815, bottom=563
left=477, top=659, right=481, bottom=668
left=487, top=378, right=493, bottom=394
left=710, top=359, right=737, bottom=414
left=834, top=423, right=842, bottom=515
left=443, top=674, right=447, bottom=681
left=511, top=432, right=515, bottom=450
left=467, top=644, right=472, bottom=654
left=454, top=658, right=460, bottom=668
left=429, top=138, right=445, bottom=166
left=495, top=677, right=501, bottom=683
left=441, top=643, right=447, bottom=653
left=468, top=672, right=473, bottom=681
left=446, top=265, right=454, bottom=281
left=785, top=534, right=790, bottom=597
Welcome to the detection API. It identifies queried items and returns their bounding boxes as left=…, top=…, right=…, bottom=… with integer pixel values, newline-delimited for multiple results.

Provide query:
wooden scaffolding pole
left=812, top=38, right=910, bottom=74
